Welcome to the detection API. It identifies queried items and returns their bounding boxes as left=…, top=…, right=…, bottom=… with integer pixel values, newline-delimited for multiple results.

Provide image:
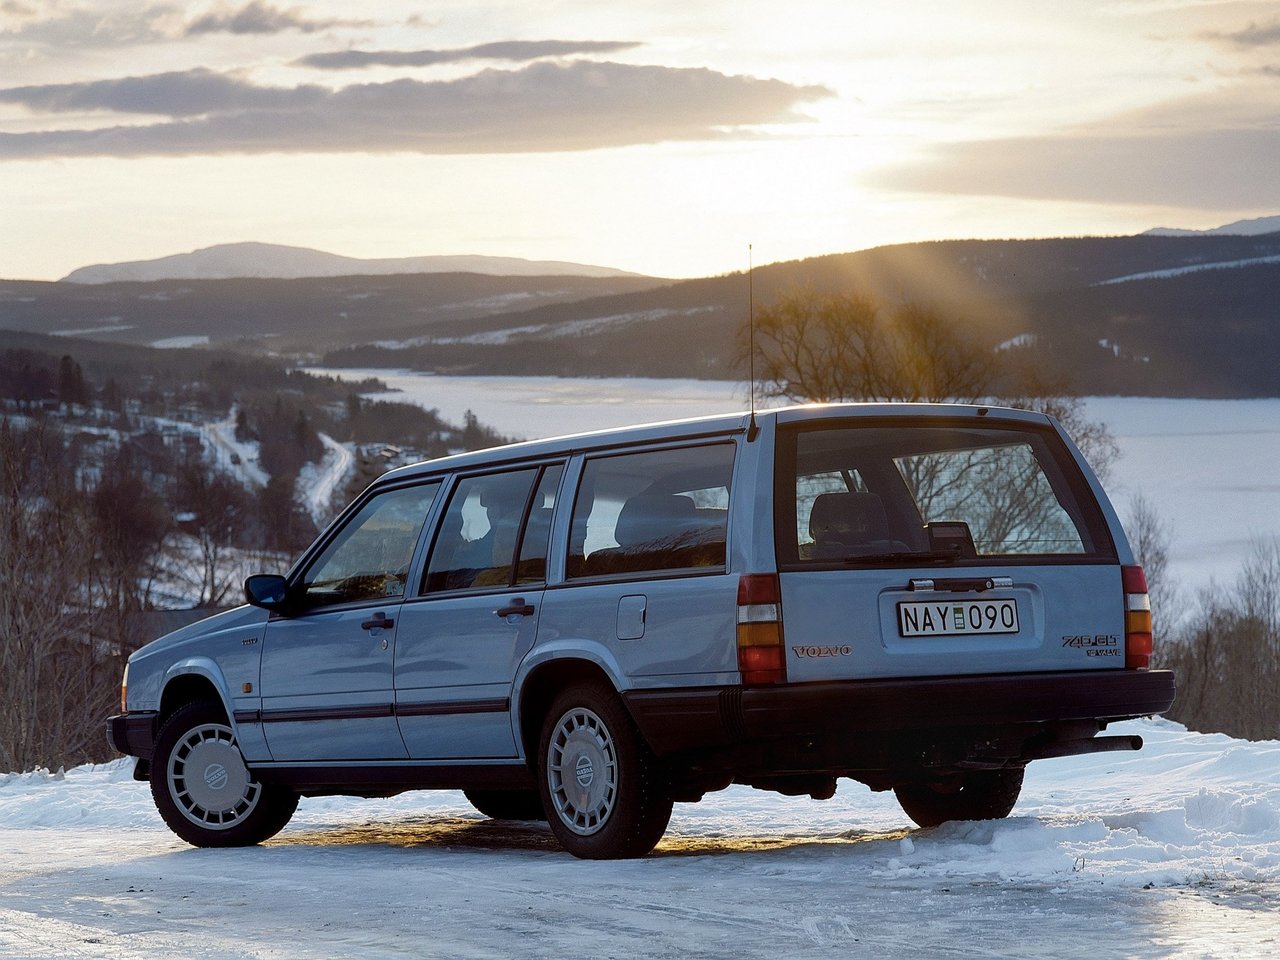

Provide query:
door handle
left=494, top=598, right=535, bottom=618
left=361, top=613, right=395, bottom=631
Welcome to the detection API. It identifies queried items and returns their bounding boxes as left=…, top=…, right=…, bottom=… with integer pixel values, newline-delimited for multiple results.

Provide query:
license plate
left=897, top=598, right=1020, bottom=637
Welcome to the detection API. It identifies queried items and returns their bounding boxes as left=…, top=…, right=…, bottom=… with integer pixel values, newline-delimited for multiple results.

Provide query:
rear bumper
left=623, top=669, right=1176, bottom=759
left=106, top=712, right=158, bottom=761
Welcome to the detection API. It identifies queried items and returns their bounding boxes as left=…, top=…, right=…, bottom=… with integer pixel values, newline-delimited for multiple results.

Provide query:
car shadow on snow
left=268, top=816, right=910, bottom=858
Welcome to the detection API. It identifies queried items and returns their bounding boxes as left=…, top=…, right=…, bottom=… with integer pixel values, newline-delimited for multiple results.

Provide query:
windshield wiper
left=841, top=551, right=959, bottom=566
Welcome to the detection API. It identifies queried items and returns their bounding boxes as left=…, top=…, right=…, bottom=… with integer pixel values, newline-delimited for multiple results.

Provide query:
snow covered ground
left=1, top=719, right=1276, bottom=958
left=312, top=370, right=1280, bottom=596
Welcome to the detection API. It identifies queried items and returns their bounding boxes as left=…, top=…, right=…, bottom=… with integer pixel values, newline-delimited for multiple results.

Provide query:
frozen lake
left=312, top=369, right=1280, bottom=598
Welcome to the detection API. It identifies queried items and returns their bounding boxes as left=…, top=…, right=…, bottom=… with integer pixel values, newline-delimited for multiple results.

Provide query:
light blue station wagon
left=108, top=403, right=1175, bottom=858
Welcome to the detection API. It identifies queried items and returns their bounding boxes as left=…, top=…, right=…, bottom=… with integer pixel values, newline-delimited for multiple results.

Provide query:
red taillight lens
left=1123, top=564, right=1153, bottom=669
left=737, top=574, right=785, bottom=685
left=737, top=573, right=780, bottom=605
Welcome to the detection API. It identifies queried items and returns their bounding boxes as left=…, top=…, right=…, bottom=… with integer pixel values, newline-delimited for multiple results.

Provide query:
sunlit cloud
left=0, top=60, right=831, bottom=159
left=0, top=68, right=316, bottom=116
left=297, top=40, right=643, bottom=70
left=184, top=1, right=371, bottom=36
left=1199, top=17, right=1280, bottom=48
left=870, top=79, right=1280, bottom=209
left=0, top=3, right=180, bottom=48
left=872, top=128, right=1280, bottom=208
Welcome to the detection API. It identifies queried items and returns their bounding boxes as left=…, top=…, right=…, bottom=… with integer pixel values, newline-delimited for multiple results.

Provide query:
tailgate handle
left=908, top=576, right=1013, bottom=593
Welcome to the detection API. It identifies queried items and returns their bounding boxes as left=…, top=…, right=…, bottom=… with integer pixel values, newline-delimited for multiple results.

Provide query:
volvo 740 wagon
left=108, top=403, right=1175, bottom=858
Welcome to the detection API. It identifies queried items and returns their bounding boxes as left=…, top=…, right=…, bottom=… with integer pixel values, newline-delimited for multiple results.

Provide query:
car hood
left=130, top=605, right=269, bottom=662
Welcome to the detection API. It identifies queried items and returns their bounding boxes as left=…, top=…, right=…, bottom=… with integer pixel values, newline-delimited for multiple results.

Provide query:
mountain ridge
left=61, top=241, right=650, bottom=284
left=6, top=229, right=1280, bottom=397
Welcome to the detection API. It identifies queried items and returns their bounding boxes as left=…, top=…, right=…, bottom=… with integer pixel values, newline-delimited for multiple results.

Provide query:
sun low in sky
left=2, top=0, right=1278, bottom=280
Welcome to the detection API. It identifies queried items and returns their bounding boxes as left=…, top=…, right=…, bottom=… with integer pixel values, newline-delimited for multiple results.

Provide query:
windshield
left=776, top=420, right=1115, bottom=567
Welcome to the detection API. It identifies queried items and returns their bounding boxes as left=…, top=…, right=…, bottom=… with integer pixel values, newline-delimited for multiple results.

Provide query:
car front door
left=258, top=481, right=440, bottom=762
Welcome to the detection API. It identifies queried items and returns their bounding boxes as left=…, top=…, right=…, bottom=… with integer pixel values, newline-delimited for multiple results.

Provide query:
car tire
left=150, top=701, right=298, bottom=847
left=894, top=767, right=1025, bottom=829
left=463, top=789, right=547, bottom=821
left=537, top=682, right=672, bottom=859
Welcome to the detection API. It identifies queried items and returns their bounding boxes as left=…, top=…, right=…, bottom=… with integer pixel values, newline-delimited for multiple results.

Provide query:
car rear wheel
left=151, top=701, right=298, bottom=847
left=464, top=789, right=547, bottom=821
left=894, top=767, right=1025, bottom=828
left=538, top=682, right=672, bottom=859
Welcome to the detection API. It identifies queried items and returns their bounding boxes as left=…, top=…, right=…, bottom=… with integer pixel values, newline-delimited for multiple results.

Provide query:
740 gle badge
left=1062, top=634, right=1121, bottom=657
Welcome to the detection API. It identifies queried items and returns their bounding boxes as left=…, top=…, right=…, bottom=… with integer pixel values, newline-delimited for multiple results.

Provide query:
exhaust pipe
left=1028, top=734, right=1143, bottom=761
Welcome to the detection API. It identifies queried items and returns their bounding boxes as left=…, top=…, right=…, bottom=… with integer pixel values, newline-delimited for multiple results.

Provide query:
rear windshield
left=776, top=420, right=1115, bottom=567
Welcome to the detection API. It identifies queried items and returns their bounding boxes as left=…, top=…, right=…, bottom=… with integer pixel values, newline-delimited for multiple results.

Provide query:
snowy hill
left=1145, top=215, right=1280, bottom=238
left=2, top=718, right=1277, bottom=957
left=61, top=242, right=647, bottom=283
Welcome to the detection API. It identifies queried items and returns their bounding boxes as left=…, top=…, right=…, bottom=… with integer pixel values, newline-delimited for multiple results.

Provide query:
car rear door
left=393, top=463, right=563, bottom=759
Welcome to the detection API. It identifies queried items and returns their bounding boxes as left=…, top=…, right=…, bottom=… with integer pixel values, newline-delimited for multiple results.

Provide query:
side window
left=566, top=443, right=734, bottom=580
left=299, top=482, right=440, bottom=608
left=515, top=465, right=563, bottom=585
left=423, top=468, right=540, bottom=593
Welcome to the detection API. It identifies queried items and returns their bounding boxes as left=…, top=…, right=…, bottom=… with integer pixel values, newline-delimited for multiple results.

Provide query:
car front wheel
left=538, top=682, right=672, bottom=859
left=150, top=701, right=298, bottom=847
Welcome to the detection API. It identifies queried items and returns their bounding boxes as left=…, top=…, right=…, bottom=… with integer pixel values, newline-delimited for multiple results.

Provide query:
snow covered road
left=1, top=720, right=1277, bottom=959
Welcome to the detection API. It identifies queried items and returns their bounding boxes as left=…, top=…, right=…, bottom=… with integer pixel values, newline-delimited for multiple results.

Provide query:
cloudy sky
left=2, top=0, right=1279, bottom=279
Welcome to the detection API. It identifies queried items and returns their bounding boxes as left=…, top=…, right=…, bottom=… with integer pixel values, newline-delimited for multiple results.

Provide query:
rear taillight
left=1123, top=565, right=1153, bottom=669
left=737, top=574, right=786, bottom=685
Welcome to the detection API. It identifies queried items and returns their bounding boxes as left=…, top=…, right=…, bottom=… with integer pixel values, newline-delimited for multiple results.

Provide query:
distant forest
left=0, top=329, right=508, bottom=561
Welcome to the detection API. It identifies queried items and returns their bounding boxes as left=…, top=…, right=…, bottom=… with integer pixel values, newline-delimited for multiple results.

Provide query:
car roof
left=375, top=402, right=1055, bottom=485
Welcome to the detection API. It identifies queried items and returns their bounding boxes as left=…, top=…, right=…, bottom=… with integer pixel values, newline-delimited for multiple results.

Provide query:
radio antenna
left=747, top=243, right=760, bottom=442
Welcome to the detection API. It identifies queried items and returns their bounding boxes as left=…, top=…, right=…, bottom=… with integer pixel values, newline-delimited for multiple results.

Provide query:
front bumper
left=623, top=669, right=1176, bottom=759
left=106, top=711, right=159, bottom=761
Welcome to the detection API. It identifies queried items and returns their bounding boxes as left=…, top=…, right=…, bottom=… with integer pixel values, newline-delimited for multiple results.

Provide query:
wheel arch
left=514, top=657, right=623, bottom=767
left=159, top=659, right=233, bottom=727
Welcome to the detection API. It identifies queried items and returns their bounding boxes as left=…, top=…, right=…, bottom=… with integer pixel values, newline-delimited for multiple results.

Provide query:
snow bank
left=3, top=719, right=1276, bottom=890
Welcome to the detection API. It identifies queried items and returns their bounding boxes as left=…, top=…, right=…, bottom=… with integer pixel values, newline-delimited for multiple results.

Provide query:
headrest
left=614, top=493, right=698, bottom=547
left=809, top=492, right=890, bottom=544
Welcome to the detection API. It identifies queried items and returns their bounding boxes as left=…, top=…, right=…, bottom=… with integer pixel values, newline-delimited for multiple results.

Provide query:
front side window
left=778, top=422, right=1113, bottom=566
left=567, top=443, right=734, bottom=580
left=300, top=482, right=440, bottom=608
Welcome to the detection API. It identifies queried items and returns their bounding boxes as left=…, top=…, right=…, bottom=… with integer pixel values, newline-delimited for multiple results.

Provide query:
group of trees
left=0, top=422, right=140, bottom=771
left=749, top=287, right=1118, bottom=474
left=1129, top=499, right=1280, bottom=741
left=0, top=337, right=520, bottom=772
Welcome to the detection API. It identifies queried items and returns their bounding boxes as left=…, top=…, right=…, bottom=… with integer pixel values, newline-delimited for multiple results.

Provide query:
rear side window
left=567, top=443, right=734, bottom=580
left=777, top=422, right=1114, bottom=566
left=422, top=464, right=563, bottom=593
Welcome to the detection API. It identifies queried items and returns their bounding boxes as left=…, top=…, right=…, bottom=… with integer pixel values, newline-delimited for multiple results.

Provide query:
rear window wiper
left=841, top=551, right=960, bottom=566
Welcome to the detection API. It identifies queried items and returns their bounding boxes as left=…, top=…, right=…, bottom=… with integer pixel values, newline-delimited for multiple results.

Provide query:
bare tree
left=1161, top=538, right=1280, bottom=741
left=0, top=420, right=118, bottom=771
left=1124, top=493, right=1179, bottom=639
left=748, top=287, right=1117, bottom=475
left=752, top=288, right=994, bottom=404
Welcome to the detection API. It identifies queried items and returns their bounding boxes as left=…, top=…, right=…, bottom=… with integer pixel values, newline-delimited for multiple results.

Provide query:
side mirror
left=244, top=574, right=290, bottom=611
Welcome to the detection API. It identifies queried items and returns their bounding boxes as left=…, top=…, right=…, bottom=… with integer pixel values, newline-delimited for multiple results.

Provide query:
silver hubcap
left=167, top=722, right=261, bottom=830
left=547, top=706, right=617, bottom=836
